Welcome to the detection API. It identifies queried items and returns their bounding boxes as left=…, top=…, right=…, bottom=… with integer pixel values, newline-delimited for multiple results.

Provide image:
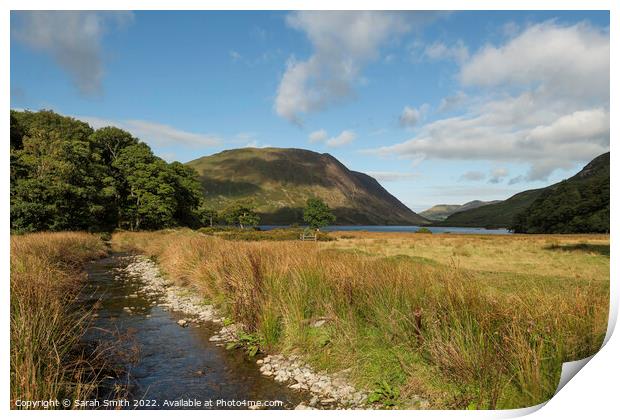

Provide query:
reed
left=112, top=229, right=608, bottom=409
left=10, top=232, right=107, bottom=409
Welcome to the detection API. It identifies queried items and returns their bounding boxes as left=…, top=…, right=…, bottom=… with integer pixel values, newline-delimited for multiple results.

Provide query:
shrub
left=416, top=227, right=433, bottom=234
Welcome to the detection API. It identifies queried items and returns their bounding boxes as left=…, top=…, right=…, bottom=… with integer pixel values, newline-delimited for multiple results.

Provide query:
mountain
left=186, top=147, right=429, bottom=225
left=437, top=152, right=610, bottom=230
left=512, top=152, right=609, bottom=233
left=435, top=190, right=545, bottom=228
left=420, top=200, right=501, bottom=221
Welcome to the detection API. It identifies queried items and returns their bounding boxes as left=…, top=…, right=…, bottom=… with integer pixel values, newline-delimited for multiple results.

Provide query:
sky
left=10, top=10, right=610, bottom=212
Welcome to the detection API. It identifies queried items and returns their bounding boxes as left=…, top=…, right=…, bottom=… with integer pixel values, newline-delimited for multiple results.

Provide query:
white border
left=2, top=1, right=616, bottom=419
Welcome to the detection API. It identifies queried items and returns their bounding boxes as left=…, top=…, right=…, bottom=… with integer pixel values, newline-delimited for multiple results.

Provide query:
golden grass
left=112, top=229, right=609, bottom=409
left=324, top=231, right=610, bottom=283
left=10, top=232, right=107, bottom=409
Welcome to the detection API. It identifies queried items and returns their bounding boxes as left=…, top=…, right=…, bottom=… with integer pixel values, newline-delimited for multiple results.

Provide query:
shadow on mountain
left=258, top=207, right=305, bottom=225
left=199, top=177, right=261, bottom=197
left=258, top=206, right=419, bottom=226
left=215, top=155, right=335, bottom=187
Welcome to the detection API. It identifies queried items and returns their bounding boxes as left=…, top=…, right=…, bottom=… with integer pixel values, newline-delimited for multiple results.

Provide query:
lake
left=259, top=225, right=512, bottom=235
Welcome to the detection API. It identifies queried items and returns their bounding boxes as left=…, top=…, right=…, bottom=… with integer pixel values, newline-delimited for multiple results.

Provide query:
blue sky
left=10, top=11, right=610, bottom=211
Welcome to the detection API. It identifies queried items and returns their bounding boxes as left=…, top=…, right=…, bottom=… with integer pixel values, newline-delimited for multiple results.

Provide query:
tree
left=113, top=143, right=177, bottom=230
left=10, top=110, right=205, bottom=232
left=167, top=162, right=204, bottom=227
left=196, top=204, right=218, bottom=227
left=303, top=198, right=335, bottom=230
left=221, top=201, right=260, bottom=229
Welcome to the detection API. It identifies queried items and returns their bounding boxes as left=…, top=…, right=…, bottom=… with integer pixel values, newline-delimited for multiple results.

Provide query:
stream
left=80, top=253, right=308, bottom=410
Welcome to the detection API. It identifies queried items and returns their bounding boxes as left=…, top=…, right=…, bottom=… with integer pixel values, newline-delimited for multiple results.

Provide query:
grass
left=10, top=232, right=108, bottom=409
left=111, top=229, right=609, bottom=409
left=198, top=226, right=333, bottom=241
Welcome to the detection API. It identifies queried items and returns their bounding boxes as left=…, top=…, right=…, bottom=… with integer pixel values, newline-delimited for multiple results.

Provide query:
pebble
left=119, top=254, right=371, bottom=409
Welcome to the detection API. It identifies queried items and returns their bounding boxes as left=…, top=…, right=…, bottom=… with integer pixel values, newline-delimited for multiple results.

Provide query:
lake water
left=260, top=225, right=512, bottom=235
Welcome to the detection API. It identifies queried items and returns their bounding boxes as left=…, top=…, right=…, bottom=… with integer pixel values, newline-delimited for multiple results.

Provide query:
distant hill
left=512, top=153, right=609, bottom=233
left=437, top=153, right=610, bottom=231
left=435, top=189, right=545, bottom=228
left=420, top=200, right=501, bottom=221
left=187, top=147, right=429, bottom=225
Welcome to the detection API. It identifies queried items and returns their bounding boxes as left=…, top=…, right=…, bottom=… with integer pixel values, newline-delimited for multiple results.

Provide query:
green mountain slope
left=438, top=152, right=610, bottom=230
left=420, top=200, right=500, bottom=221
left=436, top=189, right=545, bottom=228
left=187, top=147, right=428, bottom=225
left=512, top=152, right=609, bottom=233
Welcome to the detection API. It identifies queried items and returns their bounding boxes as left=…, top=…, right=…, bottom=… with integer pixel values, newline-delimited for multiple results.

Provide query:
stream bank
left=83, top=253, right=367, bottom=409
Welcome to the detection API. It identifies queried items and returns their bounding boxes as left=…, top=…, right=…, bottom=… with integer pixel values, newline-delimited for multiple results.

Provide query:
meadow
left=10, top=232, right=107, bottom=408
left=111, top=229, right=609, bottom=409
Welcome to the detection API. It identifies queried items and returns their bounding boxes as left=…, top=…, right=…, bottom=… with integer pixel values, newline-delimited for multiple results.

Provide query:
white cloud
left=244, top=140, right=272, bottom=148
left=308, top=129, right=328, bottom=143
left=438, top=91, right=467, bottom=112
left=80, top=116, right=222, bottom=148
left=460, top=21, right=609, bottom=101
left=399, top=104, right=429, bottom=127
left=459, top=171, right=485, bottom=182
left=13, top=11, right=133, bottom=95
left=229, top=50, right=242, bottom=61
left=366, top=171, right=421, bottom=182
left=274, top=11, right=414, bottom=124
left=424, top=40, right=469, bottom=62
left=326, top=130, right=356, bottom=147
left=488, top=168, right=509, bottom=184
left=309, top=129, right=356, bottom=148
left=523, top=108, right=609, bottom=146
left=373, top=21, right=610, bottom=181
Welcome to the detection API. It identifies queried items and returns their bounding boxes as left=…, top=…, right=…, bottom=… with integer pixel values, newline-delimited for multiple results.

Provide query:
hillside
left=438, top=153, right=610, bottom=230
left=187, top=148, right=428, bottom=225
left=420, top=200, right=500, bottom=221
left=435, top=190, right=545, bottom=228
left=512, top=152, right=609, bottom=233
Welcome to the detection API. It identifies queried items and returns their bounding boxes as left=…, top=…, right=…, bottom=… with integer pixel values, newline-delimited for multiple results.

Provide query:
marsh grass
left=112, top=230, right=609, bottom=409
left=198, top=227, right=333, bottom=242
left=11, top=232, right=107, bottom=408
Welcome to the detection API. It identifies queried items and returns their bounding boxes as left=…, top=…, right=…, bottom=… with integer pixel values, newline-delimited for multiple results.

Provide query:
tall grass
left=11, top=232, right=107, bottom=408
left=112, top=230, right=608, bottom=409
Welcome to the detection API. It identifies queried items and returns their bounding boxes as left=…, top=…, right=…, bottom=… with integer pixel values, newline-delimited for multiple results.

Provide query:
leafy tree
left=10, top=110, right=205, bottom=233
left=10, top=124, right=106, bottom=231
left=113, top=143, right=177, bottom=230
left=196, top=204, right=218, bottom=227
left=167, top=161, right=204, bottom=227
left=10, top=111, right=24, bottom=150
left=303, top=198, right=335, bottom=230
left=221, top=201, right=260, bottom=229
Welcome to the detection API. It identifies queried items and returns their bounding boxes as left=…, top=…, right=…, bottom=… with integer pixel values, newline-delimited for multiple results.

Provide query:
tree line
left=10, top=110, right=207, bottom=232
left=510, top=153, right=609, bottom=234
left=10, top=110, right=337, bottom=233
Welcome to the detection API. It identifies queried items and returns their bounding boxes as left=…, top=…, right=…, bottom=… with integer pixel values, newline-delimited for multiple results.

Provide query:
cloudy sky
left=10, top=11, right=609, bottom=211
